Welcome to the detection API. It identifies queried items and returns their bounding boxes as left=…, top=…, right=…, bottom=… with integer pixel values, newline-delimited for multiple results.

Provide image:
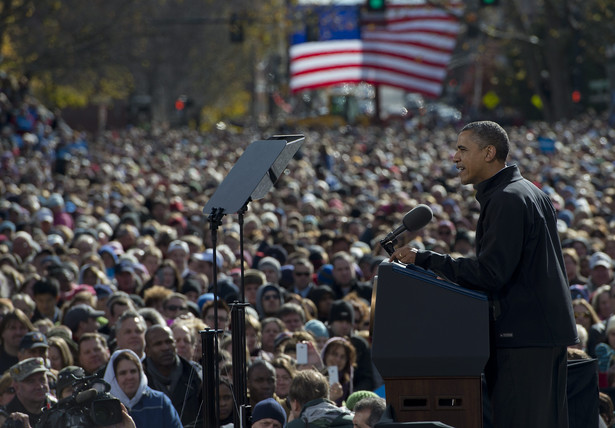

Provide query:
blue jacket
left=130, top=386, right=182, bottom=428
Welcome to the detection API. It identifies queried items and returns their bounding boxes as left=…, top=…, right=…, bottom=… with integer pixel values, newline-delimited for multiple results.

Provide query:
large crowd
left=1, top=73, right=615, bottom=428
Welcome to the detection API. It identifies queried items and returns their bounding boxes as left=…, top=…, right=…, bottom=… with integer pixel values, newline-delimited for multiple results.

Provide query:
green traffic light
left=367, top=0, right=386, bottom=11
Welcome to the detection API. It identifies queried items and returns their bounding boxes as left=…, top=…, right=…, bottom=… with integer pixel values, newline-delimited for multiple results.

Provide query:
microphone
left=381, top=204, right=433, bottom=244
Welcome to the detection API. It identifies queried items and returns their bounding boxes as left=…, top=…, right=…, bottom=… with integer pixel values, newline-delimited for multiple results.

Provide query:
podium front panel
left=371, top=262, right=489, bottom=378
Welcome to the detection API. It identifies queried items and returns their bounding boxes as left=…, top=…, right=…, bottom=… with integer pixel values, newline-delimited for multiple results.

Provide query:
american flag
left=289, top=0, right=463, bottom=98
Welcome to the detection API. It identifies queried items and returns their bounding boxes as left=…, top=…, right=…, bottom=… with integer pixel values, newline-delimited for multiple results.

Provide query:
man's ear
left=290, top=398, right=301, bottom=413
left=484, top=145, right=496, bottom=162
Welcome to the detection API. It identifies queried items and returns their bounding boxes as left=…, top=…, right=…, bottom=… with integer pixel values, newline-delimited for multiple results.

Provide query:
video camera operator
left=30, top=372, right=133, bottom=428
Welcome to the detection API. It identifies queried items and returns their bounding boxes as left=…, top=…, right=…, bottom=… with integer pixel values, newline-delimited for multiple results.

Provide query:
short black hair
left=460, top=121, right=510, bottom=162
left=32, top=278, right=59, bottom=297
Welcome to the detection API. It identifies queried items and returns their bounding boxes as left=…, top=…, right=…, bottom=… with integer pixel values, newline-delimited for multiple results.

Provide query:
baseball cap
left=19, top=331, right=49, bottom=350
left=62, top=304, right=105, bottom=332
left=9, top=357, right=49, bottom=382
left=168, top=239, right=189, bottom=254
left=590, top=252, right=613, bottom=270
left=193, top=248, right=223, bottom=268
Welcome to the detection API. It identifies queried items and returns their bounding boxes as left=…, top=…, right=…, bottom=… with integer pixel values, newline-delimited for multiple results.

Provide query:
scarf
left=103, top=349, right=149, bottom=410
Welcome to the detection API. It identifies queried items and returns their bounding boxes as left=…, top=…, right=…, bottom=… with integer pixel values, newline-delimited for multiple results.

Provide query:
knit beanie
left=328, top=300, right=355, bottom=324
left=304, top=319, right=330, bottom=339
left=346, top=390, right=379, bottom=411
left=252, top=398, right=286, bottom=427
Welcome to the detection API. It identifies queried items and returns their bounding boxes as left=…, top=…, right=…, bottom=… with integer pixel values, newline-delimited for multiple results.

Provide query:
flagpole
left=374, top=83, right=382, bottom=124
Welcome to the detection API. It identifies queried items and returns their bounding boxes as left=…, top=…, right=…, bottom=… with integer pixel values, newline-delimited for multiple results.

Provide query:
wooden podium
left=371, top=263, right=490, bottom=428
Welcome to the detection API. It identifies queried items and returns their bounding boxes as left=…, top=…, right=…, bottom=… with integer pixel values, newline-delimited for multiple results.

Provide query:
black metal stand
left=201, top=135, right=305, bottom=428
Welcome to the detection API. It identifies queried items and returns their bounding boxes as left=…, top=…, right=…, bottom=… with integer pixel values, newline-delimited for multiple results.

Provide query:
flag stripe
left=290, top=1, right=462, bottom=96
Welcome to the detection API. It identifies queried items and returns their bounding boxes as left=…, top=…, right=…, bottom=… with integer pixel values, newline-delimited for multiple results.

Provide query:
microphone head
left=402, top=204, right=433, bottom=232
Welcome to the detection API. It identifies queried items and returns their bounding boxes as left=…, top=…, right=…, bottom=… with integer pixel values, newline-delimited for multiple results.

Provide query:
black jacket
left=142, top=355, right=203, bottom=428
left=415, top=165, right=578, bottom=348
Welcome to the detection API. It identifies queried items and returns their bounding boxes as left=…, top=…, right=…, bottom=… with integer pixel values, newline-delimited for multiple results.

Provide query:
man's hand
left=390, top=246, right=418, bottom=265
left=5, top=413, right=31, bottom=428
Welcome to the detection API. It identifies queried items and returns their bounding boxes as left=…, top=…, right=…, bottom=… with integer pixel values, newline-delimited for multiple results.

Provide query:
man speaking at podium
left=392, top=121, right=578, bottom=428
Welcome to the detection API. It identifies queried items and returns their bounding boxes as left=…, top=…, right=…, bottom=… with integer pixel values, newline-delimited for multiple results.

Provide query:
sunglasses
left=165, top=305, right=187, bottom=312
left=263, top=294, right=280, bottom=301
left=294, top=272, right=311, bottom=276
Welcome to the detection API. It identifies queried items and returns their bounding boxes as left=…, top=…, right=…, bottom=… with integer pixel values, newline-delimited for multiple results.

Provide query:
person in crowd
left=114, top=310, right=147, bottom=359
left=327, top=300, right=376, bottom=392
left=63, top=303, right=105, bottom=342
left=247, top=359, right=278, bottom=408
left=30, top=278, right=61, bottom=323
left=304, top=319, right=330, bottom=351
left=201, top=299, right=231, bottom=331
left=255, top=283, right=285, bottom=320
left=142, top=324, right=202, bottom=427
left=593, top=285, right=614, bottom=320
left=0, top=309, right=35, bottom=375
left=17, top=331, right=48, bottom=362
left=3, top=358, right=56, bottom=425
left=586, top=252, right=615, bottom=293
left=251, top=397, right=287, bottom=428
left=78, top=332, right=111, bottom=375
left=218, top=378, right=235, bottom=427
left=103, top=349, right=182, bottom=428
left=391, top=121, right=578, bottom=428
left=47, top=336, right=74, bottom=371
left=290, top=258, right=315, bottom=298
left=286, top=369, right=353, bottom=427
left=55, top=365, right=85, bottom=399
left=329, top=252, right=372, bottom=302
left=161, top=292, right=189, bottom=322
left=258, top=257, right=283, bottom=286
left=352, top=396, right=387, bottom=428
left=260, top=317, right=286, bottom=356
left=320, top=337, right=356, bottom=406
left=278, top=303, right=306, bottom=333
left=572, top=298, right=605, bottom=358
left=272, top=355, right=296, bottom=401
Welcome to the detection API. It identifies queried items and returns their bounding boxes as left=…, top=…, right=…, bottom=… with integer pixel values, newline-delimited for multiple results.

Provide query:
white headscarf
left=103, top=349, right=148, bottom=410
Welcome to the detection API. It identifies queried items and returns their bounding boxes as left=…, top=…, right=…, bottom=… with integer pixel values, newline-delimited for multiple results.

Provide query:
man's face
left=78, top=338, right=110, bottom=373
left=78, top=317, right=100, bottom=336
left=116, top=271, right=136, bottom=293
left=248, top=365, right=276, bottom=403
left=168, top=249, right=188, bottom=271
left=14, top=372, right=49, bottom=407
left=261, top=267, right=280, bottom=284
left=252, top=419, right=282, bottom=428
left=20, top=346, right=48, bottom=361
left=172, top=325, right=194, bottom=361
left=244, top=282, right=259, bottom=306
left=353, top=409, right=372, bottom=428
left=262, top=291, right=281, bottom=315
left=110, top=303, right=130, bottom=324
left=293, top=265, right=312, bottom=290
left=163, top=297, right=188, bottom=321
left=591, top=265, right=613, bottom=287
left=33, top=293, right=57, bottom=316
left=330, top=319, right=352, bottom=337
left=204, top=308, right=229, bottom=331
left=280, top=313, right=303, bottom=332
left=145, top=327, right=177, bottom=368
left=115, top=317, right=146, bottom=357
left=2, top=320, right=28, bottom=350
left=332, top=258, right=354, bottom=285
left=453, top=130, right=492, bottom=186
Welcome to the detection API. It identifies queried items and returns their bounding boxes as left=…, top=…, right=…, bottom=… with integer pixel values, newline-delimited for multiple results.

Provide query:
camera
left=36, top=375, right=123, bottom=427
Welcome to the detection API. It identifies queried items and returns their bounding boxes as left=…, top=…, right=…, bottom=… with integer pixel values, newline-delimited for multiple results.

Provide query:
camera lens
left=90, top=397, right=123, bottom=426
